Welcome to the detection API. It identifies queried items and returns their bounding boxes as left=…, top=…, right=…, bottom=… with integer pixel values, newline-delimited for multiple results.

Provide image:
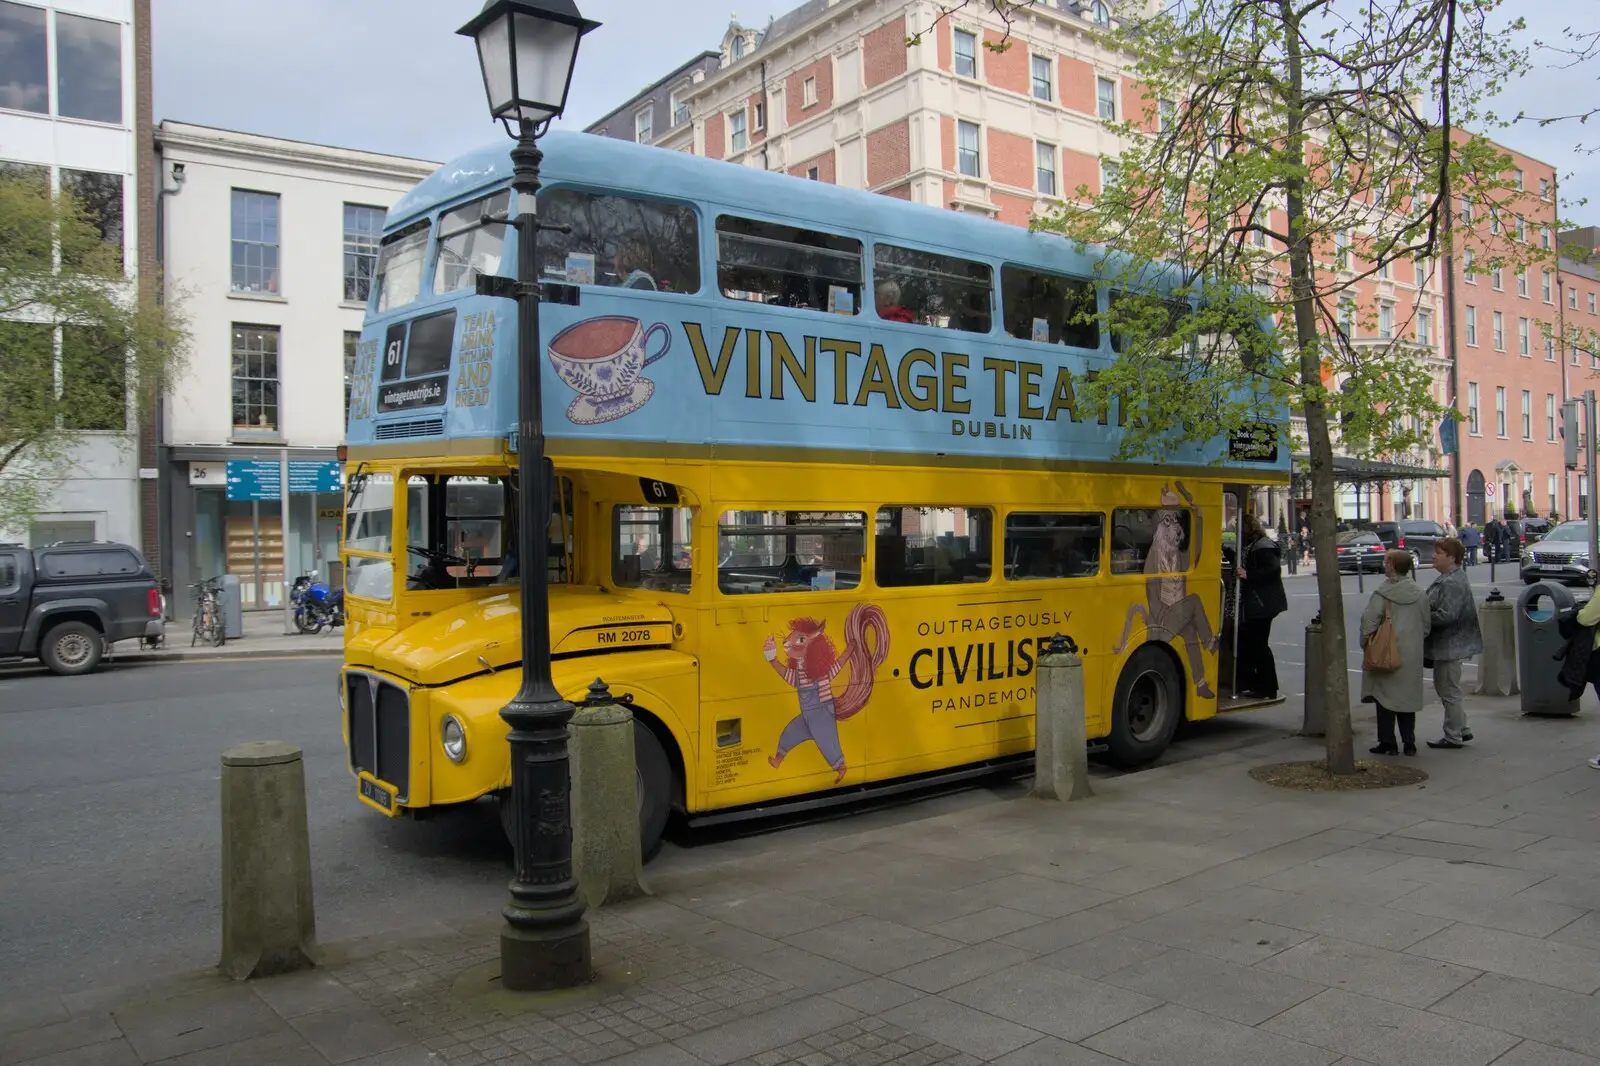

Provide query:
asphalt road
left=0, top=568, right=1537, bottom=1002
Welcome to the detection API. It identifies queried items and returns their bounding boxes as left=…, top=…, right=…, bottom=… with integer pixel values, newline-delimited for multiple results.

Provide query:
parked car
left=1520, top=517, right=1552, bottom=544
left=0, top=541, right=164, bottom=674
left=1520, top=521, right=1599, bottom=586
left=1335, top=530, right=1387, bottom=573
left=1371, top=519, right=1445, bottom=563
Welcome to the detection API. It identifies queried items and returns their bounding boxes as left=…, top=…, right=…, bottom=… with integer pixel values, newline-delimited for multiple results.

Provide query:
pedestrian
left=1444, top=519, right=1458, bottom=539
left=1484, top=516, right=1505, bottom=563
left=1236, top=514, right=1287, bottom=698
left=1569, top=593, right=1600, bottom=770
left=1423, top=537, right=1481, bottom=749
left=1460, top=523, right=1481, bottom=565
left=1360, top=549, right=1432, bottom=756
left=1299, top=524, right=1311, bottom=563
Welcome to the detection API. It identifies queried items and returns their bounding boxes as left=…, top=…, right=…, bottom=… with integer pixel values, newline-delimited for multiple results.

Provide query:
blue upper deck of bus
left=346, top=130, right=1287, bottom=476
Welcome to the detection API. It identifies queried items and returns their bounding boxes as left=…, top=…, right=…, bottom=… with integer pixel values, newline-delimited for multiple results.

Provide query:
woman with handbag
left=1360, top=549, right=1432, bottom=756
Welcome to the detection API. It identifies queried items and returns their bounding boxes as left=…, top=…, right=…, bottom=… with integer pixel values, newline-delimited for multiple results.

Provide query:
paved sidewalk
left=6, top=693, right=1600, bottom=1066
left=112, top=609, right=343, bottom=663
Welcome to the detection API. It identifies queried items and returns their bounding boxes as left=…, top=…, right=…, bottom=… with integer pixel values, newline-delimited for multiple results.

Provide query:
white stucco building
left=0, top=0, right=148, bottom=548
left=155, top=122, right=434, bottom=607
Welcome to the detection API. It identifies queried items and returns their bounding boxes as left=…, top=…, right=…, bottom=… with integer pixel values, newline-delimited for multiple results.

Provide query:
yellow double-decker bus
left=341, top=132, right=1287, bottom=858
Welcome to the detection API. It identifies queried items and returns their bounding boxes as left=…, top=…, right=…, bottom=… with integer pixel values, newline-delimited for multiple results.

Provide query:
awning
left=1291, top=453, right=1451, bottom=485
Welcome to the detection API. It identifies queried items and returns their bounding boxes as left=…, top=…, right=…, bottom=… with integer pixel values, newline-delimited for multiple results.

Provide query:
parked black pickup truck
left=0, top=541, right=164, bottom=675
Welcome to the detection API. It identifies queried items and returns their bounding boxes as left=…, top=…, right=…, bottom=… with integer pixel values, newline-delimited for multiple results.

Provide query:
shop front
left=167, top=448, right=343, bottom=612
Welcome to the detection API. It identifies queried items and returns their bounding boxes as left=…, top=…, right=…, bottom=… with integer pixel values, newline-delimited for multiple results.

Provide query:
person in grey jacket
left=1361, top=550, right=1432, bottom=756
left=1424, top=537, right=1483, bottom=749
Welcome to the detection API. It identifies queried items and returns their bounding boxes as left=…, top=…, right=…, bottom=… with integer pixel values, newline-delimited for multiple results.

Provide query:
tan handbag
left=1363, top=604, right=1402, bottom=672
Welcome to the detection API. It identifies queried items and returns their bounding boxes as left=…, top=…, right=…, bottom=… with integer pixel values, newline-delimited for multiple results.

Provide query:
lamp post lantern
left=457, top=0, right=599, bottom=993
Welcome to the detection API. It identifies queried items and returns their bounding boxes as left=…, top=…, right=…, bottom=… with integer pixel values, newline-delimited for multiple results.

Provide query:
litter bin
left=1515, top=581, right=1579, bottom=716
left=220, top=573, right=245, bottom=641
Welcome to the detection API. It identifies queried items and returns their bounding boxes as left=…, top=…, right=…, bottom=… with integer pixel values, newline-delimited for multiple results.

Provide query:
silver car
left=1520, top=522, right=1597, bottom=586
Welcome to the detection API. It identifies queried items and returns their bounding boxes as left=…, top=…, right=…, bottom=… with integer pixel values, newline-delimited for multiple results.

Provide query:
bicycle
left=190, top=578, right=225, bottom=648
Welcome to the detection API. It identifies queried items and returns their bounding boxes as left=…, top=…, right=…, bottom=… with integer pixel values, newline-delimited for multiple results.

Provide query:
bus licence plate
left=358, top=775, right=397, bottom=814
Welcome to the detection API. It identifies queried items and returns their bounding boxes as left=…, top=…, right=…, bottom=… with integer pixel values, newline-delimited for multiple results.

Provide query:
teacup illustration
left=547, top=315, right=671, bottom=425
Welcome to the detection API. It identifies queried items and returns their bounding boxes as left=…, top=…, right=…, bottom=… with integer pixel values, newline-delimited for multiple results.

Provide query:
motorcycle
left=290, top=570, right=344, bottom=634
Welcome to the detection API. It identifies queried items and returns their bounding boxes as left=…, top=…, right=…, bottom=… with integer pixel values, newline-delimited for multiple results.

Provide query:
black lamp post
left=457, top=0, right=598, bottom=993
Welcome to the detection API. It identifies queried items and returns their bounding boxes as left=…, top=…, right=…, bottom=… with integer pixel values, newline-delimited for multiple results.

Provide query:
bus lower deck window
left=536, top=188, right=701, bottom=294
left=716, top=216, right=862, bottom=314
left=614, top=505, right=693, bottom=592
left=1004, top=513, right=1103, bottom=579
left=718, top=510, right=865, bottom=594
left=1112, top=507, right=1193, bottom=574
left=875, top=507, right=993, bottom=586
left=874, top=243, right=993, bottom=333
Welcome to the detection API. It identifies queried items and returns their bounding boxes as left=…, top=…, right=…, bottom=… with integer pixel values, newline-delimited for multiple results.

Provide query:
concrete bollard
left=1033, top=635, right=1094, bottom=802
left=570, top=680, right=647, bottom=909
left=220, top=742, right=317, bottom=980
left=1302, top=614, right=1326, bottom=737
left=1476, top=590, right=1520, bottom=697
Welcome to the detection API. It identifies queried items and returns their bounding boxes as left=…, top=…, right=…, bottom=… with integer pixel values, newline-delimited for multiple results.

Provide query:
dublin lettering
left=683, top=323, right=1121, bottom=425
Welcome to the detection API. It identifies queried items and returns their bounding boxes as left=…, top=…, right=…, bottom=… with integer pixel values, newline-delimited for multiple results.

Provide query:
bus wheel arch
left=1105, top=643, right=1184, bottom=769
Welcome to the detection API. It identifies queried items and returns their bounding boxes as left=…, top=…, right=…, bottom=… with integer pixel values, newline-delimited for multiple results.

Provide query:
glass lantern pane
left=475, top=11, right=514, bottom=117
left=511, top=12, right=579, bottom=121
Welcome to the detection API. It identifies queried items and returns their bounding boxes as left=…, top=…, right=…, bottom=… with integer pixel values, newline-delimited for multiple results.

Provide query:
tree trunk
left=1280, top=0, right=1356, bottom=774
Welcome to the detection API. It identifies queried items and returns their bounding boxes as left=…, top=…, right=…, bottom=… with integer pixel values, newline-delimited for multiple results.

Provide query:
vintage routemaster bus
left=341, top=131, right=1288, bottom=858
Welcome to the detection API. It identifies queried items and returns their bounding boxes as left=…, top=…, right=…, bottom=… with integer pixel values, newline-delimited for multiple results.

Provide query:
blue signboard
left=1439, top=417, right=1458, bottom=456
left=226, top=460, right=341, bottom=501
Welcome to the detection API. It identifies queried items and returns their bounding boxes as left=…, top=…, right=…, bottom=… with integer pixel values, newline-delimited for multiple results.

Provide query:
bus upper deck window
left=1109, top=289, right=1194, bottom=355
left=536, top=189, right=701, bottom=294
left=434, top=190, right=511, bottom=294
left=1002, top=266, right=1099, bottom=349
left=874, top=244, right=993, bottom=333
left=716, top=216, right=862, bottom=314
left=374, top=220, right=430, bottom=312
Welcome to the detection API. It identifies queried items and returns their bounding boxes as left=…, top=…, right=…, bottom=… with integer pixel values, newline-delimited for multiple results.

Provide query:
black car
left=0, top=541, right=164, bottom=674
left=1335, top=530, right=1386, bottom=573
left=1520, top=517, right=1552, bottom=544
left=1371, top=519, right=1444, bottom=563
left=1519, top=521, right=1597, bottom=586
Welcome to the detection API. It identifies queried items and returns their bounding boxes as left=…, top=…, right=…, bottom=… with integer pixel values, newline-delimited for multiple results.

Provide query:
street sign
left=226, top=460, right=341, bottom=501
left=1485, top=483, right=1497, bottom=499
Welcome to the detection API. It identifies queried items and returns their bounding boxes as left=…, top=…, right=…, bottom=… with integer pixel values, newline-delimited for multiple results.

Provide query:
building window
left=1031, top=54, right=1052, bottom=100
left=1378, top=302, right=1392, bottom=339
left=1490, top=213, right=1501, bottom=236
left=1335, top=230, right=1350, bottom=270
left=806, top=166, right=819, bottom=181
left=1492, top=310, right=1504, bottom=351
left=953, top=29, right=977, bottom=78
left=731, top=35, right=745, bottom=62
left=0, top=1, right=48, bottom=114
left=1159, top=98, right=1175, bottom=131
left=1459, top=196, right=1472, bottom=223
left=1465, top=305, right=1477, bottom=346
left=1540, top=177, right=1550, bottom=199
left=60, top=326, right=126, bottom=430
left=671, top=86, right=689, bottom=126
left=344, top=331, right=360, bottom=425
left=1035, top=142, right=1056, bottom=195
left=1101, top=158, right=1120, bottom=191
left=1467, top=382, right=1479, bottom=434
left=729, top=110, right=747, bottom=153
left=1418, top=308, right=1432, bottom=345
left=1518, top=317, right=1530, bottom=355
left=1096, top=76, right=1116, bottom=120
left=1591, top=292, right=1598, bottom=315
left=231, top=324, right=280, bottom=433
left=1542, top=227, right=1552, bottom=250
left=1495, top=386, right=1505, bottom=437
left=1463, top=248, right=1475, bottom=281
left=343, top=204, right=383, bottom=303
left=1548, top=393, right=1557, bottom=441
left=1543, top=270, right=1554, bottom=303
left=1571, top=286, right=1580, bottom=310
left=1516, top=215, right=1526, bottom=242
left=1378, top=259, right=1390, bottom=280
left=1337, top=298, right=1355, bottom=339
left=1490, top=267, right=1502, bottom=291
left=1547, top=335, right=1556, bottom=361
left=634, top=107, right=652, bottom=143
left=957, top=120, right=981, bottom=177
left=753, top=100, right=766, bottom=130
left=1518, top=269, right=1528, bottom=297
left=802, top=76, right=817, bottom=107
left=1550, top=473, right=1558, bottom=514
left=1522, top=390, right=1532, bottom=439
left=1091, top=0, right=1110, bottom=26
left=1512, top=167, right=1524, bottom=190
left=231, top=189, right=281, bottom=295
left=60, top=169, right=124, bottom=273
left=56, top=11, right=122, bottom=124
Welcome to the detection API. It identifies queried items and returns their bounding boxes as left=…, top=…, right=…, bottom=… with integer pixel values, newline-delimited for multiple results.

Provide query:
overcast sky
left=151, top=0, right=1600, bottom=215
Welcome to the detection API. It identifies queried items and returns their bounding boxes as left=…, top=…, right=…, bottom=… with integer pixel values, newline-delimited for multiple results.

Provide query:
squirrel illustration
left=763, top=604, right=889, bottom=783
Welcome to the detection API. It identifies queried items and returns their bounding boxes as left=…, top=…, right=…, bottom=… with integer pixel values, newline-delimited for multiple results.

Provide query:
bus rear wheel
left=496, top=717, right=672, bottom=863
left=1106, top=646, right=1182, bottom=768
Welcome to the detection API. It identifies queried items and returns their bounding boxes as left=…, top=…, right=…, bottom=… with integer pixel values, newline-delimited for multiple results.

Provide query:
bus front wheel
left=496, top=717, right=672, bottom=863
left=1105, top=646, right=1182, bottom=768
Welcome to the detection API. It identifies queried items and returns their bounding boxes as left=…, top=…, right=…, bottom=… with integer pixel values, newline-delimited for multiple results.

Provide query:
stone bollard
left=1476, top=589, right=1520, bottom=697
left=220, top=742, right=317, bottom=980
left=1033, top=634, right=1094, bottom=802
left=570, top=680, right=647, bottom=909
left=1302, top=613, right=1326, bottom=737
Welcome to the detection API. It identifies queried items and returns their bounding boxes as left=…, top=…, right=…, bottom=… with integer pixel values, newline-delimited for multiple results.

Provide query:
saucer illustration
left=567, top=379, right=654, bottom=425
left=548, top=316, right=670, bottom=426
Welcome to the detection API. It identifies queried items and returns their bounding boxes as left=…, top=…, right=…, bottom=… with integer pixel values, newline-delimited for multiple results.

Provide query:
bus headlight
left=441, top=715, right=467, bottom=763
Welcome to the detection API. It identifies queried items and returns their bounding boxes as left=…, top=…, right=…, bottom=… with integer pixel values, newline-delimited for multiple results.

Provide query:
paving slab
left=1083, top=1002, right=1338, bottom=1066
left=0, top=995, right=66, bottom=1038
left=990, top=1035, right=1137, bottom=1065
left=287, top=1004, right=414, bottom=1064
left=787, top=915, right=962, bottom=975
left=1118, top=911, right=1315, bottom=964
left=151, top=1030, right=326, bottom=1065
left=1035, top=933, right=1174, bottom=981
left=677, top=889, right=860, bottom=940
left=885, top=940, right=1036, bottom=994
left=1547, top=908, right=1600, bottom=951
left=1256, top=935, right=1481, bottom=1008
left=9, top=1040, right=138, bottom=1066
left=951, top=873, right=1119, bottom=919
left=250, top=970, right=365, bottom=1019
left=995, top=909, right=1130, bottom=954
left=881, top=993, right=1042, bottom=1060
left=672, top=994, right=860, bottom=1066
left=1251, top=896, right=1453, bottom=950
left=1261, top=987, right=1520, bottom=1066
left=1488, top=1040, right=1600, bottom=1066
left=1430, top=972, right=1600, bottom=1057
left=820, top=977, right=921, bottom=1014
left=925, top=905, right=1049, bottom=944
left=735, top=945, right=871, bottom=994
left=942, top=962, right=1160, bottom=1042
left=1386, top=819, right=1548, bottom=852
left=0, top=1012, right=122, bottom=1066
left=1387, top=884, right=1589, bottom=937
left=1405, top=922, right=1600, bottom=994
left=1100, top=946, right=1323, bottom=1025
